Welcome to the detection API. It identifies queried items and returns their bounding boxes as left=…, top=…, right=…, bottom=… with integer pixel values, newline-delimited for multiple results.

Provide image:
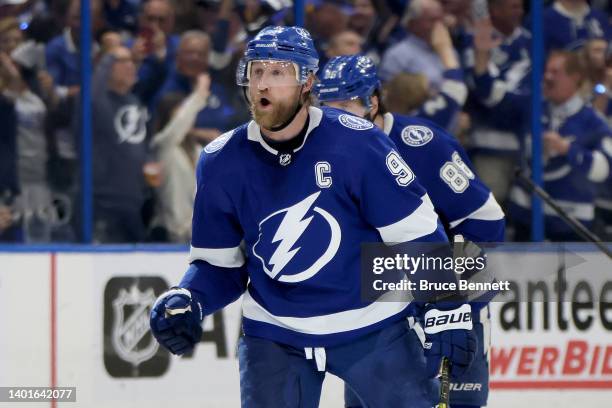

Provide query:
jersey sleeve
left=566, top=115, right=612, bottom=184
left=178, top=150, right=248, bottom=315
left=470, top=65, right=529, bottom=125
left=354, top=129, right=448, bottom=243
left=418, top=69, right=467, bottom=130
left=396, top=122, right=505, bottom=242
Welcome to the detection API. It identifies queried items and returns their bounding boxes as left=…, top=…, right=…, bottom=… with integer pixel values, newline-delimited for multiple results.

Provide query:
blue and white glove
left=150, top=287, right=203, bottom=355
left=422, top=303, right=477, bottom=378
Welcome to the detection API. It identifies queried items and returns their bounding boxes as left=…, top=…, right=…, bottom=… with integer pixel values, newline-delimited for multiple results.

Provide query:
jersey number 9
left=386, top=151, right=415, bottom=186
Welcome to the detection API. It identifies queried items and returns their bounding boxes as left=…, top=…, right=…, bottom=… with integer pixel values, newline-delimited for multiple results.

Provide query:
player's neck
left=260, top=105, right=310, bottom=142
left=373, top=113, right=385, bottom=130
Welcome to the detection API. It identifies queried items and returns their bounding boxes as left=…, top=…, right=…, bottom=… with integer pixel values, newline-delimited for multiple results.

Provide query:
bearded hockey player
left=315, top=54, right=505, bottom=408
left=150, top=26, right=476, bottom=408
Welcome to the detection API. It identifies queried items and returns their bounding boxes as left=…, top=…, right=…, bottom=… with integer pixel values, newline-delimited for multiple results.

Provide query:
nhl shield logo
left=204, top=131, right=232, bottom=154
left=104, top=277, right=170, bottom=377
left=401, top=125, right=434, bottom=147
left=111, top=284, right=159, bottom=366
left=279, top=153, right=292, bottom=166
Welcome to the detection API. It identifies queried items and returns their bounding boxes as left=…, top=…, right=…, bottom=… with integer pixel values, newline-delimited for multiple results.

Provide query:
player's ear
left=303, top=74, right=315, bottom=93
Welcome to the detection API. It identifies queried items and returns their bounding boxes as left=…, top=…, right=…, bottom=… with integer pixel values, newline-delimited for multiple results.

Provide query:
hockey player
left=149, top=26, right=476, bottom=407
left=314, top=54, right=505, bottom=408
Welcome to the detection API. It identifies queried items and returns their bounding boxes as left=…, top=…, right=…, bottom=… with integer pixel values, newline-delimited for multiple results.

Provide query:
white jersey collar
left=550, top=94, right=584, bottom=119
left=247, top=106, right=323, bottom=155
left=553, top=1, right=590, bottom=23
left=382, top=112, right=394, bottom=136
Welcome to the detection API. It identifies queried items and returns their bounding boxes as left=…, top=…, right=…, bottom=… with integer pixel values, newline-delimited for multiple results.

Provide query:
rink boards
left=0, top=248, right=610, bottom=407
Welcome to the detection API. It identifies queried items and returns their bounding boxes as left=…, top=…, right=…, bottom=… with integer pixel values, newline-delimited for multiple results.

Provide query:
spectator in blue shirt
left=153, top=30, right=240, bottom=145
left=92, top=45, right=149, bottom=243
left=472, top=42, right=612, bottom=240
left=379, top=0, right=447, bottom=90
left=542, top=0, right=611, bottom=52
left=461, top=2, right=532, bottom=205
left=103, top=0, right=139, bottom=35
left=383, top=22, right=468, bottom=132
left=45, top=0, right=105, bottom=96
left=130, top=0, right=180, bottom=107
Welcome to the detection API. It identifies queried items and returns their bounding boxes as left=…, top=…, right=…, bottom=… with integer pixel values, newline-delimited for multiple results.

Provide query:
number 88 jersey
left=381, top=112, right=505, bottom=242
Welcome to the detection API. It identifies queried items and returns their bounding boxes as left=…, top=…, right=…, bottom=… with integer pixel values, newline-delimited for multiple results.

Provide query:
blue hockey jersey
left=462, top=27, right=532, bottom=84
left=542, top=2, right=611, bottom=52
left=417, top=69, right=468, bottom=132
left=382, top=113, right=505, bottom=242
left=507, top=95, right=612, bottom=236
left=179, top=106, right=448, bottom=347
left=462, top=27, right=532, bottom=156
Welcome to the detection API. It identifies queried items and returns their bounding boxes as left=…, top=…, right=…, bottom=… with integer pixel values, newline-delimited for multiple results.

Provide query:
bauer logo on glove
left=423, top=304, right=473, bottom=334
left=421, top=303, right=477, bottom=378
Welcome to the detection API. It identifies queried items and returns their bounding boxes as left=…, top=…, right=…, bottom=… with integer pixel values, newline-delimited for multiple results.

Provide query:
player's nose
left=256, top=79, right=269, bottom=91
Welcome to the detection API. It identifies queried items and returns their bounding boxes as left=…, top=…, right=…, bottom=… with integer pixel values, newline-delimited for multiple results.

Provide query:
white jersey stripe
left=377, top=194, right=439, bottom=243
left=189, top=245, right=245, bottom=268
left=242, top=289, right=411, bottom=335
left=449, top=193, right=505, bottom=229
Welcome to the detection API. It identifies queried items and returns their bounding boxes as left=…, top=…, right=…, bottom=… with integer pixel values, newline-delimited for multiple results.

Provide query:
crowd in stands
left=0, top=0, right=610, bottom=244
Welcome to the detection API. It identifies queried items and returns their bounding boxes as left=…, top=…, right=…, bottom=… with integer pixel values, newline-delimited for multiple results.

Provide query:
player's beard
left=250, top=88, right=302, bottom=130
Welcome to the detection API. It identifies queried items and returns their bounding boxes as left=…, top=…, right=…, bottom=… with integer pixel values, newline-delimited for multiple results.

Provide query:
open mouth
left=259, top=97, right=272, bottom=107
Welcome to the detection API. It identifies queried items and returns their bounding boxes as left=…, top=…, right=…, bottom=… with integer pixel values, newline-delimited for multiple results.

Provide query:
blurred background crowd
left=0, top=0, right=610, bottom=244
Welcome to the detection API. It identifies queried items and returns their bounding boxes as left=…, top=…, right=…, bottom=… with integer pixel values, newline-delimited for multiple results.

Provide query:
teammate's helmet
left=236, top=26, right=319, bottom=86
left=314, top=55, right=381, bottom=108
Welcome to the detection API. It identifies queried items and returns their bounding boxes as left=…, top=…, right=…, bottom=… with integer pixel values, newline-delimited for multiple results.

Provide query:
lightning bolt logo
left=268, top=191, right=320, bottom=278
left=253, top=191, right=341, bottom=283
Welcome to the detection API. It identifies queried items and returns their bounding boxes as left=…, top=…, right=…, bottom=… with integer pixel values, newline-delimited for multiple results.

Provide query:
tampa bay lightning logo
left=338, top=114, right=374, bottom=131
left=401, top=126, right=434, bottom=147
left=253, top=191, right=341, bottom=283
left=204, top=131, right=232, bottom=153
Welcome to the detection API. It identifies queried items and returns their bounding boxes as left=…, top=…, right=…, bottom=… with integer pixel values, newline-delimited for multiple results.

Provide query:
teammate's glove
left=422, top=303, right=477, bottom=378
left=149, top=287, right=203, bottom=355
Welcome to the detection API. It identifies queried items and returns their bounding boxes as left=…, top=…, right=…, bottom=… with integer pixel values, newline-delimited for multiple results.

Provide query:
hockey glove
left=422, top=303, right=477, bottom=378
left=150, top=287, right=203, bottom=355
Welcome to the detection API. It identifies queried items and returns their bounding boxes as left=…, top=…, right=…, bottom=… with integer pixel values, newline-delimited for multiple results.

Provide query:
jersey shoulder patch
left=338, top=113, right=374, bottom=131
left=204, top=130, right=234, bottom=154
left=400, top=125, right=434, bottom=147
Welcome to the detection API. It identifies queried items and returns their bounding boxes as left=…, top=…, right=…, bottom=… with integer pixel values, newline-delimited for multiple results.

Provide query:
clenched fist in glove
left=150, top=288, right=203, bottom=355
left=421, top=303, right=478, bottom=378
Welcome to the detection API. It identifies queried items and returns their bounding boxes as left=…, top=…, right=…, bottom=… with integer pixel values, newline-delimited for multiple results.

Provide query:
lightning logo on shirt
left=253, top=191, right=341, bottom=283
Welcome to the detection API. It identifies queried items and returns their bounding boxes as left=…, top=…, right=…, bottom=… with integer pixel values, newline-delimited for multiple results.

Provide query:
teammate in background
left=315, top=54, right=505, bottom=408
left=150, top=26, right=476, bottom=407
